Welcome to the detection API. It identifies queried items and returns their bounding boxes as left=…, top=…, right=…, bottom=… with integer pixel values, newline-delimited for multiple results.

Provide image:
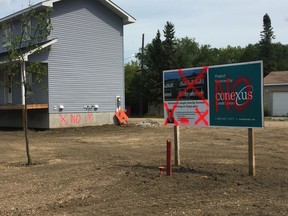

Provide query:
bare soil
left=0, top=118, right=287, bottom=216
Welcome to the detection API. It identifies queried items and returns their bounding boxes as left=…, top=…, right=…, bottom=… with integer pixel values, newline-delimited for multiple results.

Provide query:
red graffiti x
left=59, top=114, right=68, bottom=126
left=85, top=113, right=93, bottom=123
left=194, top=107, right=209, bottom=126
left=164, top=66, right=209, bottom=126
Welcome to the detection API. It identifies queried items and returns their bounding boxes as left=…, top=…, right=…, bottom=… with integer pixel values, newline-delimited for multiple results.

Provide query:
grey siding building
left=264, top=71, right=288, bottom=116
left=0, top=0, right=135, bottom=128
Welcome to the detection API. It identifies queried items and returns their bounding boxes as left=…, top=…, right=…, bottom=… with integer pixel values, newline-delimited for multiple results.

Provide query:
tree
left=272, top=43, right=288, bottom=71
left=217, top=45, right=245, bottom=64
left=162, top=21, right=177, bottom=70
left=195, top=44, right=219, bottom=66
left=143, top=30, right=164, bottom=105
left=0, top=6, right=52, bottom=165
left=240, top=43, right=261, bottom=62
left=124, top=60, right=141, bottom=115
left=175, top=37, right=200, bottom=68
left=139, top=22, right=178, bottom=107
left=259, top=13, right=276, bottom=76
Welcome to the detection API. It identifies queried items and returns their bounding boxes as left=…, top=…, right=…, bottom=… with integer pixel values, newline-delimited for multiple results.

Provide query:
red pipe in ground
left=166, top=140, right=172, bottom=176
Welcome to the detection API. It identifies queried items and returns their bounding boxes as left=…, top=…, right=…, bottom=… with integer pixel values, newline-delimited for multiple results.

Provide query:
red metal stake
left=166, top=140, right=172, bottom=176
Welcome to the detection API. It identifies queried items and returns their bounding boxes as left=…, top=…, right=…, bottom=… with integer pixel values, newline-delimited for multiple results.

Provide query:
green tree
left=0, top=6, right=52, bottom=165
left=259, top=13, right=276, bottom=76
left=217, top=45, right=245, bottom=64
left=124, top=60, right=141, bottom=115
left=240, top=43, right=261, bottom=62
left=272, top=43, right=288, bottom=71
left=143, top=30, right=164, bottom=105
left=175, top=37, right=200, bottom=68
left=162, top=21, right=177, bottom=70
left=196, top=44, right=219, bottom=66
left=140, top=22, right=178, bottom=108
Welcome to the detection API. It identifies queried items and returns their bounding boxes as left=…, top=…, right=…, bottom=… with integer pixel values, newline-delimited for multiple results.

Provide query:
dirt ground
left=0, top=118, right=287, bottom=216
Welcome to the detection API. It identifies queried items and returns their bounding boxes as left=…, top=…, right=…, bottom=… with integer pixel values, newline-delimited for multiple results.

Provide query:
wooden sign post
left=174, top=126, right=180, bottom=166
left=248, top=128, right=255, bottom=176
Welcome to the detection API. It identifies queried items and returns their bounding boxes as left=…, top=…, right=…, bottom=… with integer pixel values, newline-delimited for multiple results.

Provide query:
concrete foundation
left=49, top=112, right=115, bottom=128
left=0, top=110, right=116, bottom=129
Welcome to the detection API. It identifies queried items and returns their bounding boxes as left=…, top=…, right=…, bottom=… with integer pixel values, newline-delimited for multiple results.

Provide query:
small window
left=2, top=24, right=11, bottom=46
left=22, top=19, right=31, bottom=41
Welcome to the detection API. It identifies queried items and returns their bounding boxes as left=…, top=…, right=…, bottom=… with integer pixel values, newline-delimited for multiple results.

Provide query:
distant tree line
left=125, top=14, right=288, bottom=116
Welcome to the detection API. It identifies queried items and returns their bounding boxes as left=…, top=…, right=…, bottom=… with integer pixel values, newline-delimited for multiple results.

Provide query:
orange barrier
left=115, top=109, right=128, bottom=124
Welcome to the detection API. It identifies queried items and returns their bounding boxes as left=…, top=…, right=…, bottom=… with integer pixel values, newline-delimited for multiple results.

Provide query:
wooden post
left=166, top=140, right=172, bottom=176
left=248, top=128, right=255, bottom=176
left=174, top=126, right=180, bottom=166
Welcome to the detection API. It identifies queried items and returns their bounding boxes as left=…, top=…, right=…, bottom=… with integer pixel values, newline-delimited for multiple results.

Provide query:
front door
left=5, top=73, right=12, bottom=104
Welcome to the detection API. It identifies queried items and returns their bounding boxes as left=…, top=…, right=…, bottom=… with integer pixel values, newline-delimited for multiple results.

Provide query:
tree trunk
left=24, top=95, right=32, bottom=166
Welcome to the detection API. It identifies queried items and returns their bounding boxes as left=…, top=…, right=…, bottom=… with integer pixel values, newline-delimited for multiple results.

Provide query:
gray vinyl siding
left=26, top=73, right=49, bottom=104
left=47, top=0, right=125, bottom=113
left=0, top=72, right=4, bottom=104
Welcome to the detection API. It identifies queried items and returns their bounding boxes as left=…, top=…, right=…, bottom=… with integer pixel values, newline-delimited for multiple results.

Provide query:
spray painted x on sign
left=163, top=61, right=264, bottom=128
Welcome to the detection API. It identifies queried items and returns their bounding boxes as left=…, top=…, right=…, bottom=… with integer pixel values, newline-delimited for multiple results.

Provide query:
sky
left=1, top=0, right=288, bottom=62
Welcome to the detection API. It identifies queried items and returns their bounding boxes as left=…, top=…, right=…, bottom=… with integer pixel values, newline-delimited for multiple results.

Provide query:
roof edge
left=0, top=38, right=58, bottom=65
left=0, top=0, right=135, bottom=25
left=0, top=0, right=61, bottom=23
left=99, top=0, right=136, bottom=25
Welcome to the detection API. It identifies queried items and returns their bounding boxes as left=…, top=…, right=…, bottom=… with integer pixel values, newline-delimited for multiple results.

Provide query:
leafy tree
left=175, top=37, right=200, bottom=68
left=259, top=13, right=276, bottom=76
left=217, top=45, right=245, bottom=64
left=272, top=43, right=288, bottom=71
left=124, top=60, right=141, bottom=115
left=0, top=6, right=52, bottom=165
left=196, top=44, right=219, bottom=66
left=240, top=43, right=261, bottom=62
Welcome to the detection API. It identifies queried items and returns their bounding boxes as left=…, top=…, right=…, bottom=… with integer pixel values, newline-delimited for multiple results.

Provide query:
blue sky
left=1, top=0, right=288, bottom=62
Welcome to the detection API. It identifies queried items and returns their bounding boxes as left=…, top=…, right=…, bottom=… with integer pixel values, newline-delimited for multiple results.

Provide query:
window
left=22, top=19, right=31, bottom=41
left=2, top=24, right=11, bottom=46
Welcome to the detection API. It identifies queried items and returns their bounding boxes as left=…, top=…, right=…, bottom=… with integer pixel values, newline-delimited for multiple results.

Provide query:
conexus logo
left=215, top=77, right=253, bottom=112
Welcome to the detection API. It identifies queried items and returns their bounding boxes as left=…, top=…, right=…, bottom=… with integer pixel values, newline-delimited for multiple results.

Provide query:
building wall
left=0, top=72, right=4, bottom=104
left=47, top=0, right=125, bottom=115
left=264, top=85, right=288, bottom=116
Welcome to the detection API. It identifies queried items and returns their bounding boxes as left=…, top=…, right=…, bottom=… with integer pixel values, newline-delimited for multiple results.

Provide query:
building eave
left=0, top=0, right=135, bottom=25
left=0, top=0, right=61, bottom=23
left=98, top=0, right=136, bottom=25
left=0, top=38, right=58, bottom=65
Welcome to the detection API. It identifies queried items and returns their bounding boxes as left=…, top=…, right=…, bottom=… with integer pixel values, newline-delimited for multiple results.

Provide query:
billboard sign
left=163, top=61, right=263, bottom=128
